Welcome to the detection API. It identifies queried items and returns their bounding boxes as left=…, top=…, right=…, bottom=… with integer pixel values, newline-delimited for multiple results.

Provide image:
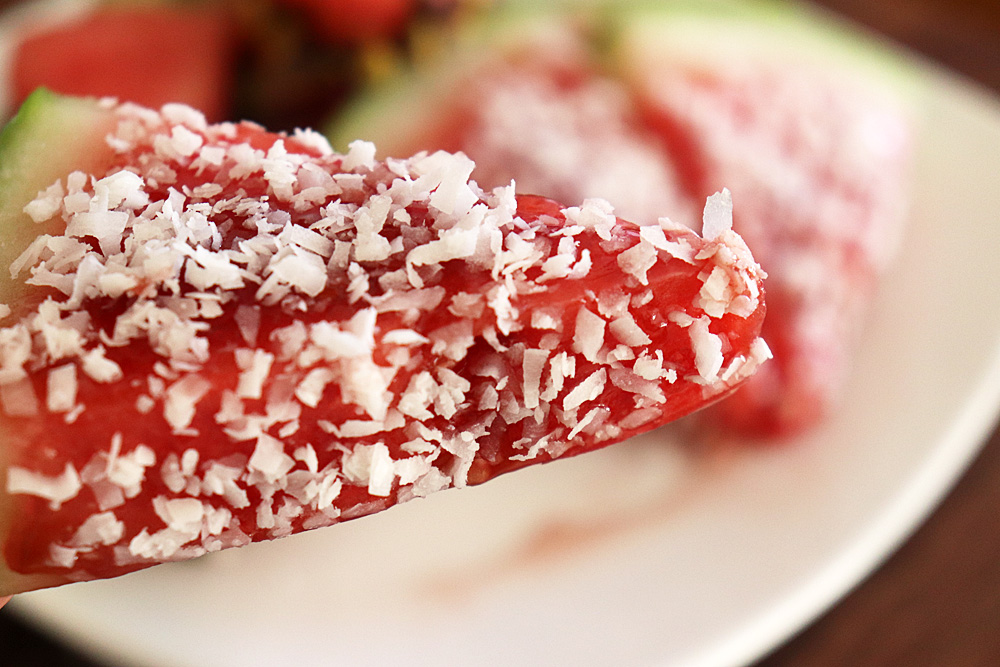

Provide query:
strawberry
left=0, top=91, right=766, bottom=595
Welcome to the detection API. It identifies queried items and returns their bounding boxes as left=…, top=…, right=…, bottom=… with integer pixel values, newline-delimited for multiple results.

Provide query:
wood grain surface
left=0, top=1, right=998, bottom=666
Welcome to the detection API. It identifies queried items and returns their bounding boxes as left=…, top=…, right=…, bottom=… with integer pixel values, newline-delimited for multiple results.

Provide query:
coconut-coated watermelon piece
left=0, top=90, right=767, bottom=595
left=610, top=3, right=917, bottom=436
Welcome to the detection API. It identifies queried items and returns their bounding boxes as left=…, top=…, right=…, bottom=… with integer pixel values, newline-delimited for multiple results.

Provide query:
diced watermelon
left=0, top=91, right=767, bottom=595
left=10, top=5, right=238, bottom=122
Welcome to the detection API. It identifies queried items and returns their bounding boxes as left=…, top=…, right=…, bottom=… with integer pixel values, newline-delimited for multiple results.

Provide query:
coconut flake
left=562, top=199, right=617, bottom=239
left=161, top=103, right=208, bottom=131
left=201, top=462, right=250, bottom=509
left=572, top=306, right=606, bottom=363
left=617, top=238, right=658, bottom=285
left=567, top=408, right=600, bottom=440
left=95, top=170, right=147, bottom=209
left=702, top=189, right=733, bottom=241
left=541, top=352, right=575, bottom=402
left=24, top=181, right=65, bottom=223
left=9, top=235, right=48, bottom=278
left=164, top=374, right=212, bottom=433
left=562, top=369, right=607, bottom=412
left=107, top=443, right=156, bottom=498
left=410, top=467, right=451, bottom=497
left=293, top=444, right=319, bottom=474
left=609, top=367, right=665, bottom=403
left=153, top=496, right=205, bottom=534
left=47, top=544, right=78, bottom=569
left=46, top=363, right=78, bottom=413
left=235, top=349, right=274, bottom=400
left=522, top=348, right=549, bottom=410
left=429, top=320, right=475, bottom=361
left=294, top=368, right=335, bottom=408
left=689, top=316, right=724, bottom=382
left=696, top=265, right=734, bottom=318
left=341, top=140, right=377, bottom=171
left=342, top=443, right=396, bottom=497
left=530, top=308, right=561, bottom=330
left=382, top=329, right=429, bottom=346
left=278, top=221, right=335, bottom=257
left=234, top=305, right=261, bottom=346
left=608, top=314, right=652, bottom=347
left=70, top=511, right=126, bottom=547
left=248, top=434, right=295, bottom=484
left=6, top=463, right=82, bottom=510
left=265, top=247, right=327, bottom=298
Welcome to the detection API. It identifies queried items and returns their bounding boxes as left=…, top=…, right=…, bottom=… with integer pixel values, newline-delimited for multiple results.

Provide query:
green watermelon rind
left=0, top=88, right=114, bottom=304
left=604, top=0, right=926, bottom=100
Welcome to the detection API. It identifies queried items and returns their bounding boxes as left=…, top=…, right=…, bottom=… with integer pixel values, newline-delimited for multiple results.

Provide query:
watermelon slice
left=8, top=4, right=237, bottom=122
left=331, top=0, right=918, bottom=437
left=0, top=90, right=767, bottom=595
left=609, top=2, right=918, bottom=436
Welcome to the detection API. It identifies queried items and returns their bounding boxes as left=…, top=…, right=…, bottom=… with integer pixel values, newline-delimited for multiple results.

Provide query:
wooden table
left=1, top=1, right=999, bottom=665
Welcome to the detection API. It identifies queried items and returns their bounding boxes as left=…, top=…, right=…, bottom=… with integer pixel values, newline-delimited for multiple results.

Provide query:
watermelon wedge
left=609, top=2, right=918, bottom=436
left=330, top=0, right=918, bottom=437
left=0, top=90, right=767, bottom=595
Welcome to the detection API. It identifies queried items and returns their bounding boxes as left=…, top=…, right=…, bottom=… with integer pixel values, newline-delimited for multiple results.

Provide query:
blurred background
left=0, top=0, right=998, bottom=665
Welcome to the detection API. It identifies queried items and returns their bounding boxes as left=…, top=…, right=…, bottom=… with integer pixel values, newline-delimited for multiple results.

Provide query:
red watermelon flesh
left=11, top=5, right=237, bottom=122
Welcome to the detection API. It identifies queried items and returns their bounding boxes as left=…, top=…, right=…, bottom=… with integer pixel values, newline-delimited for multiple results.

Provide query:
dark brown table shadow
left=1, top=1, right=999, bottom=666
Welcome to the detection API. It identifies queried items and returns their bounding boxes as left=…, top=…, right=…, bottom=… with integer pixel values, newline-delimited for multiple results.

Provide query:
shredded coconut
left=0, top=98, right=767, bottom=577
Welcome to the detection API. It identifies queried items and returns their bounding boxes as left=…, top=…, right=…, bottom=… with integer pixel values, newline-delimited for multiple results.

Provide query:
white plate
left=9, top=15, right=1000, bottom=667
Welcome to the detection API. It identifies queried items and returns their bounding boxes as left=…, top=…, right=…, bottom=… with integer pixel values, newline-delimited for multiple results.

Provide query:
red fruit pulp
left=12, top=6, right=237, bottom=122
